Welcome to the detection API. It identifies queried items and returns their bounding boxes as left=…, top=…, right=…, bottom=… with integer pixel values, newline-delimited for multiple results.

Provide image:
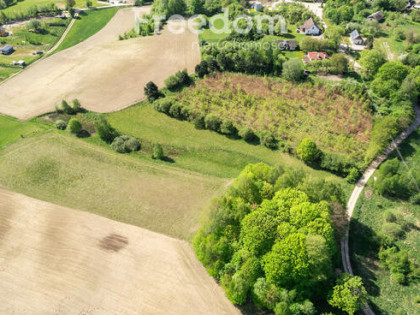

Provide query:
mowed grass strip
left=55, top=7, right=119, bottom=52
left=0, top=133, right=227, bottom=240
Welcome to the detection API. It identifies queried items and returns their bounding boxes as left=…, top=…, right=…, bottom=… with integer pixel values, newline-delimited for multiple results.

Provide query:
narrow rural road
left=341, top=105, right=420, bottom=315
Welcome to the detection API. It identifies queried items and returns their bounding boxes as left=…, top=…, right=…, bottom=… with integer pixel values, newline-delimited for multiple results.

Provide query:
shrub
left=192, top=112, right=206, bottom=129
left=220, top=119, right=237, bottom=136
left=94, top=117, right=118, bottom=143
left=144, top=81, right=160, bottom=101
left=195, top=60, right=209, bottom=78
left=55, top=120, right=67, bottom=130
left=346, top=167, right=360, bottom=184
left=282, top=58, right=304, bottom=82
left=111, top=135, right=140, bottom=153
left=410, top=193, right=420, bottom=205
left=384, top=210, right=398, bottom=223
left=164, top=69, right=192, bottom=91
left=381, top=222, right=404, bottom=239
left=239, top=127, right=258, bottom=143
left=61, top=100, right=74, bottom=114
left=297, top=138, right=321, bottom=165
left=155, top=97, right=173, bottom=114
left=321, top=152, right=353, bottom=177
left=205, top=113, right=221, bottom=131
left=414, top=296, right=420, bottom=303
left=67, top=118, right=82, bottom=134
left=152, top=143, right=164, bottom=160
left=391, top=272, right=406, bottom=284
left=72, top=99, right=81, bottom=112
left=260, top=131, right=277, bottom=149
left=169, top=103, right=187, bottom=119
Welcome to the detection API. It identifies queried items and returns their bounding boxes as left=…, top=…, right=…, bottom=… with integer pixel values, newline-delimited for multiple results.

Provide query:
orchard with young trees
left=193, top=163, right=364, bottom=314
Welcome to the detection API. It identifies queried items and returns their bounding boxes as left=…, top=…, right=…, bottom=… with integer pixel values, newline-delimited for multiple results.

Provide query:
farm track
left=341, top=105, right=420, bottom=315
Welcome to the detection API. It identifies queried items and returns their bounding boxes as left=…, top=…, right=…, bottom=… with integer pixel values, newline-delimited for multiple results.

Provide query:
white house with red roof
left=303, top=52, right=329, bottom=63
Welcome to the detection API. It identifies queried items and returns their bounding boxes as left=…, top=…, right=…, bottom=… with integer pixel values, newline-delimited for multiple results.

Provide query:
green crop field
left=350, top=128, right=420, bottom=315
left=55, top=7, right=119, bottom=52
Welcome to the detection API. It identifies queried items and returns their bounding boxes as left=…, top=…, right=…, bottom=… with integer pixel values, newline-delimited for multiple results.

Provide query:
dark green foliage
left=220, top=119, right=237, bottom=136
left=67, top=118, right=82, bottom=134
left=320, top=152, right=355, bottom=177
left=192, top=111, right=206, bottom=129
left=410, top=193, right=420, bottom=205
left=204, top=113, right=221, bottom=131
left=55, top=120, right=67, bottom=130
left=152, top=143, right=164, bottom=159
left=239, top=127, right=258, bottom=143
left=111, top=135, right=140, bottom=153
left=346, top=167, right=360, bottom=184
left=94, top=117, right=118, bottom=143
left=154, top=97, right=174, bottom=114
left=144, top=81, right=160, bottom=101
left=374, top=158, right=412, bottom=198
left=164, top=69, right=192, bottom=91
left=61, top=100, right=74, bottom=115
left=260, top=131, right=277, bottom=150
left=194, top=163, right=340, bottom=312
left=379, top=247, right=414, bottom=284
left=72, top=99, right=82, bottom=112
left=195, top=60, right=209, bottom=78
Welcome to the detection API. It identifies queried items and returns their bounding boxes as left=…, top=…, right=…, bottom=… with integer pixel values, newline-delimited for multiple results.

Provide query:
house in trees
left=350, top=30, right=364, bottom=45
left=278, top=40, right=297, bottom=51
left=366, top=11, right=384, bottom=22
left=299, top=18, right=321, bottom=35
left=303, top=52, right=329, bottom=63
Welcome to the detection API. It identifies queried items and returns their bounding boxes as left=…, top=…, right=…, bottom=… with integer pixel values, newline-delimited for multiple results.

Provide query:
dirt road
left=341, top=105, right=420, bottom=315
left=0, top=7, right=200, bottom=119
left=0, top=188, right=239, bottom=314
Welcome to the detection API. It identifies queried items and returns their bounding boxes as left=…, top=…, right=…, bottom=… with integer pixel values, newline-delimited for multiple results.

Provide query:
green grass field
left=350, top=128, right=420, bottom=315
left=0, top=106, right=350, bottom=240
left=199, top=14, right=229, bottom=43
left=55, top=7, right=119, bottom=52
left=1, top=0, right=106, bottom=15
left=0, top=133, right=227, bottom=240
left=0, top=115, right=49, bottom=147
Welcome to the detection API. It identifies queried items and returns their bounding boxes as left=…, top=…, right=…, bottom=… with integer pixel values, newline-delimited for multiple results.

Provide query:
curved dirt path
left=0, top=188, right=239, bottom=314
left=0, top=6, right=200, bottom=120
left=341, top=105, right=420, bottom=315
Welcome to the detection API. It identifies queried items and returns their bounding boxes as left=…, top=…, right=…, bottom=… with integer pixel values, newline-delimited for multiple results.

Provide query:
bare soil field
left=0, top=188, right=239, bottom=314
left=0, top=6, right=200, bottom=120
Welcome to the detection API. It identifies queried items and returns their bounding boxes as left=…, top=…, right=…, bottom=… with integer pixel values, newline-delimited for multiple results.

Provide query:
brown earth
left=0, top=188, right=239, bottom=315
left=0, top=6, right=200, bottom=120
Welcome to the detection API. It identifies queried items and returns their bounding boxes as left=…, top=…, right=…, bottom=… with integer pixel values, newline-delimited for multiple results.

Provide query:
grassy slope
left=0, top=115, right=49, bottom=147
left=55, top=7, right=119, bottom=52
left=350, top=128, right=420, bottom=315
left=106, top=103, right=347, bottom=182
left=0, top=133, right=226, bottom=240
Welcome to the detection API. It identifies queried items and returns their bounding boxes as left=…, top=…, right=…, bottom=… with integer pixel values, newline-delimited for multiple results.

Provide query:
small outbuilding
left=278, top=40, right=297, bottom=51
left=1, top=45, right=14, bottom=55
left=300, top=18, right=321, bottom=36
left=350, top=30, right=364, bottom=45
left=366, top=11, right=384, bottom=22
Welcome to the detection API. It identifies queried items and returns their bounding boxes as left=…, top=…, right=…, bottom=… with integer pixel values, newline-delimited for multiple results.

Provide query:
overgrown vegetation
left=194, top=162, right=364, bottom=313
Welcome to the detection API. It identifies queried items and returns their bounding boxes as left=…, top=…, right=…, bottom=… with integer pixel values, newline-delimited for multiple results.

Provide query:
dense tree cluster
left=193, top=163, right=347, bottom=313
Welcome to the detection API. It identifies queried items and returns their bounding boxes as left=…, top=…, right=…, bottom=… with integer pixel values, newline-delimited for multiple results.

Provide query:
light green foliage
left=379, top=247, right=414, bottom=284
left=67, top=118, right=82, bottom=134
left=328, top=273, right=367, bottom=315
left=371, top=62, right=408, bottom=98
left=194, top=163, right=339, bottom=311
left=152, top=143, right=164, bottom=160
left=61, top=100, right=74, bottom=115
left=374, top=158, right=412, bottom=198
left=282, top=58, right=304, bottom=82
left=359, top=49, right=386, bottom=79
left=297, top=138, right=321, bottom=165
left=110, top=135, right=140, bottom=153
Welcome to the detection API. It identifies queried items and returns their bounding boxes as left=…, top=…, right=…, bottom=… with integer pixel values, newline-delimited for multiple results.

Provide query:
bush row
left=153, top=97, right=279, bottom=150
